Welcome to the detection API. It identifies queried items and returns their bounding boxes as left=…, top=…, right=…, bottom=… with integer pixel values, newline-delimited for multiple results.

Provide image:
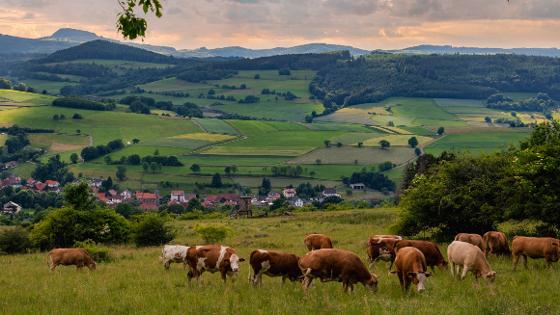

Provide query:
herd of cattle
left=46, top=232, right=560, bottom=293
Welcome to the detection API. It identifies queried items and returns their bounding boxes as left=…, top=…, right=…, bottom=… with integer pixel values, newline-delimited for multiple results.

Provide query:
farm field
left=0, top=89, right=55, bottom=107
left=20, top=79, right=78, bottom=95
left=424, top=130, right=530, bottom=156
left=1, top=209, right=559, bottom=315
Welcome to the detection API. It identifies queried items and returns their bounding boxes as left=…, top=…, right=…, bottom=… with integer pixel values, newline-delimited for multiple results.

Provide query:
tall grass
left=1, top=208, right=559, bottom=314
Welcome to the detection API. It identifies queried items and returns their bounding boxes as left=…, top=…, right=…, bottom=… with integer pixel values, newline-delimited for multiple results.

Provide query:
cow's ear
left=239, top=258, right=246, bottom=262
left=425, top=272, right=432, bottom=277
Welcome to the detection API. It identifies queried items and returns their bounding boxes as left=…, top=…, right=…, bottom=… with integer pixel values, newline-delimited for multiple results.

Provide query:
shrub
left=30, top=208, right=130, bottom=250
left=74, top=239, right=112, bottom=262
left=132, top=213, right=175, bottom=247
left=0, top=228, right=32, bottom=254
left=194, top=224, right=231, bottom=244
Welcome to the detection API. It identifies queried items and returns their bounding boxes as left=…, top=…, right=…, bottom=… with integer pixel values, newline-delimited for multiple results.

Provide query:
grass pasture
left=288, top=147, right=416, bottom=166
left=1, top=209, right=559, bottom=315
left=0, top=89, right=54, bottom=107
left=425, top=130, right=530, bottom=156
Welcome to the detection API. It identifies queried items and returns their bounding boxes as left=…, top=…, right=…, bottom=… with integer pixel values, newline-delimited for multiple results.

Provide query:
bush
left=30, top=208, right=130, bottom=250
left=74, top=239, right=112, bottom=262
left=132, top=213, right=175, bottom=247
left=0, top=228, right=32, bottom=254
left=194, top=224, right=231, bottom=244
left=52, top=97, right=114, bottom=111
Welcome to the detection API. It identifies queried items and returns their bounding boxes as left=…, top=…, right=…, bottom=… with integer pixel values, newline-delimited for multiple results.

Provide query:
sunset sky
left=1, top=0, right=559, bottom=50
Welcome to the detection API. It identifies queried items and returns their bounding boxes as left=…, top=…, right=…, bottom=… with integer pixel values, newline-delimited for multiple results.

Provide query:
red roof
left=34, top=182, right=47, bottom=191
left=45, top=180, right=60, bottom=187
left=135, top=192, right=158, bottom=200
left=170, top=190, right=185, bottom=196
left=97, top=192, right=108, bottom=202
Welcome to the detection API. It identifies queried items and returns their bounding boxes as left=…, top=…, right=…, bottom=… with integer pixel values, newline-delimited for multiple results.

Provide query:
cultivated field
left=1, top=209, right=559, bottom=314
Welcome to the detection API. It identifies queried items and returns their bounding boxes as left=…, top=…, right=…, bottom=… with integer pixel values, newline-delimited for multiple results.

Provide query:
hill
left=398, top=44, right=560, bottom=57
left=39, top=40, right=178, bottom=64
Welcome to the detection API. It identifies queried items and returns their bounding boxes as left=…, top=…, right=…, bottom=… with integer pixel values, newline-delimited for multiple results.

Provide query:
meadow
left=1, top=208, right=559, bottom=315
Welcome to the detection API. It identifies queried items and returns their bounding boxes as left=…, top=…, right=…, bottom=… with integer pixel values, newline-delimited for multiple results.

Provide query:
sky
left=1, top=0, right=559, bottom=50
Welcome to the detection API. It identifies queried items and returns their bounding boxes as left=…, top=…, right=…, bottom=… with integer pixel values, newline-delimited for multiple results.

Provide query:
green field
left=21, top=79, right=78, bottom=95
left=425, top=130, right=530, bottom=155
left=0, top=89, right=55, bottom=107
left=1, top=209, right=559, bottom=314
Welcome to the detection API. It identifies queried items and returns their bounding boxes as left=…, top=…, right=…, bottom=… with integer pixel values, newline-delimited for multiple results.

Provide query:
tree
left=142, top=162, right=149, bottom=172
left=190, top=164, right=201, bottom=173
left=415, top=147, right=422, bottom=156
left=132, top=213, right=174, bottom=247
left=116, top=0, right=163, bottom=40
left=116, top=166, right=127, bottom=181
left=379, top=140, right=391, bottom=149
left=484, top=116, right=492, bottom=123
left=63, top=182, right=97, bottom=211
left=132, top=138, right=140, bottom=144
left=211, top=173, right=222, bottom=188
left=101, top=177, right=114, bottom=192
left=408, top=137, right=419, bottom=148
left=150, top=162, right=158, bottom=173
left=0, top=228, right=31, bottom=254
left=259, top=177, right=272, bottom=196
left=324, top=140, right=331, bottom=148
left=336, top=142, right=343, bottom=148
left=224, top=166, right=232, bottom=176
left=0, top=77, right=12, bottom=89
left=437, top=127, right=445, bottom=136
left=70, top=153, right=79, bottom=164
left=32, top=155, right=74, bottom=184
left=72, top=113, right=83, bottom=119
left=357, top=142, right=363, bottom=148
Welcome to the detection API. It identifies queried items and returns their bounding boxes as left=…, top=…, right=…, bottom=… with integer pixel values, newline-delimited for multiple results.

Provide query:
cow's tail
left=46, top=252, right=53, bottom=270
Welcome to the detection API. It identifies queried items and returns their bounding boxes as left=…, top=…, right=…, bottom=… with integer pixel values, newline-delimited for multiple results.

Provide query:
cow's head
left=87, top=261, right=97, bottom=271
left=437, top=260, right=449, bottom=270
left=227, top=254, right=245, bottom=273
left=483, top=271, right=496, bottom=282
left=365, top=273, right=378, bottom=293
left=408, top=271, right=431, bottom=292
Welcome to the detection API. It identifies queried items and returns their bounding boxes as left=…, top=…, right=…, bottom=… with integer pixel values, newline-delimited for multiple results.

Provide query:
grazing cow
left=47, top=248, right=96, bottom=272
left=512, top=236, right=560, bottom=270
left=455, top=233, right=485, bottom=252
left=298, top=248, right=378, bottom=293
left=304, top=233, right=333, bottom=251
left=391, top=247, right=431, bottom=293
left=391, top=240, right=447, bottom=272
left=249, top=249, right=301, bottom=285
left=366, top=237, right=399, bottom=267
left=447, top=241, right=496, bottom=281
left=371, top=234, right=402, bottom=240
left=483, top=231, right=510, bottom=257
left=184, top=245, right=245, bottom=282
left=160, top=245, right=190, bottom=270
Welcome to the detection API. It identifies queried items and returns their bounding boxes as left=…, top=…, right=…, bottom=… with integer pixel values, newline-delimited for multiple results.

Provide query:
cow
left=47, top=248, right=96, bottom=272
left=366, top=237, right=399, bottom=268
left=447, top=241, right=496, bottom=282
left=184, top=245, right=245, bottom=282
left=248, top=249, right=302, bottom=285
left=483, top=231, right=510, bottom=257
left=391, top=247, right=431, bottom=293
left=391, top=240, right=447, bottom=272
left=455, top=233, right=485, bottom=252
left=298, top=248, right=378, bottom=293
left=304, top=233, right=333, bottom=251
left=371, top=234, right=402, bottom=240
left=512, top=236, right=560, bottom=270
left=160, top=245, right=190, bottom=270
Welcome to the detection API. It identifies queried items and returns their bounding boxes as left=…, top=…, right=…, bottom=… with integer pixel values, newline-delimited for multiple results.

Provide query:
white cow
left=160, top=245, right=190, bottom=270
left=447, top=241, right=496, bottom=282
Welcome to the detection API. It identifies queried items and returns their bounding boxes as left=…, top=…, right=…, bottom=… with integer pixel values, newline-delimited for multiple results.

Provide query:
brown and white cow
left=249, top=249, right=302, bottom=285
left=391, top=247, right=431, bottom=293
left=304, top=233, right=333, bottom=251
left=371, top=234, right=403, bottom=240
left=391, top=240, right=447, bottom=272
left=483, top=231, right=510, bottom=257
left=512, top=236, right=560, bottom=270
left=447, top=241, right=496, bottom=281
left=47, top=248, right=96, bottom=272
left=298, top=248, right=378, bottom=293
left=454, top=233, right=485, bottom=252
left=185, top=245, right=245, bottom=282
left=366, top=237, right=399, bottom=268
left=160, top=245, right=190, bottom=270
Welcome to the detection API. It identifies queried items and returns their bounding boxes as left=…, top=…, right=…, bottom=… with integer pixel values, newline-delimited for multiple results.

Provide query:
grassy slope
left=1, top=209, right=558, bottom=314
left=425, top=130, right=530, bottom=156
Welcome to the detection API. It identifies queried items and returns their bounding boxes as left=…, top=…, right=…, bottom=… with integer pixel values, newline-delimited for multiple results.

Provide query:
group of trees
left=397, top=122, right=560, bottom=240
left=342, top=171, right=396, bottom=192
left=52, top=97, right=115, bottom=111
left=32, top=154, right=75, bottom=184
left=80, top=139, right=125, bottom=162
left=119, top=96, right=203, bottom=117
left=486, top=93, right=557, bottom=115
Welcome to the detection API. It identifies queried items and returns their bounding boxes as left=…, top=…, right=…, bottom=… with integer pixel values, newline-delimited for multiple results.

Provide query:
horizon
left=0, top=0, right=559, bottom=51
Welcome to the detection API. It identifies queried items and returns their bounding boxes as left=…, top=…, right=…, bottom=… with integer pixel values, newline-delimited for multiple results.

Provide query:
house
left=292, top=198, right=304, bottom=208
left=203, top=194, right=240, bottom=208
left=120, top=189, right=132, bottom=201
left=90, top=178, right=103, bottom=188
left=282, top=188, right=297, bottom=199
left=322, top=188, right=340, bottom=198
left=350, top=183, right=366, bottom=190
left=170, top=190, right=186, bottom=203
left=2, top=201, right=22, bottom=215
left=45, top=180, right=60, bottom=192
left=1, top=175, right=21, bottom=187
left=266, top=192, right=281, bottom=203
left=34, top=182, right=47, bottom=192
left=3, top=161, right=18, bottom=169
left=135, top=191, right=159, bottom=210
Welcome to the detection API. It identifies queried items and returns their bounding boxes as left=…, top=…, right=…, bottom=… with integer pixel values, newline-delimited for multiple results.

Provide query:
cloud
left=0, top=0, right=559, bottom=49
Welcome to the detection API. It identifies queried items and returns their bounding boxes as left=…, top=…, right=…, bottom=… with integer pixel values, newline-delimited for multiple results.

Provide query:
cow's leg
left=522, top=255, right=528, bottom=269
left=512, top=254, right=520, bottom=271
left=404, top=278, right=411, bottom=292
left=460, top=265, right=469, bottom=280
left=397, top=272, right=405, bottom=290
left=164, top=260, right=171, bottom=270
left=221, top=270, right=228, bottom=283
left=302, top=276, right=313, bottom=293
left=449, top=262, right=455, bottom=277
left=281, top=275, right=287, bottom=285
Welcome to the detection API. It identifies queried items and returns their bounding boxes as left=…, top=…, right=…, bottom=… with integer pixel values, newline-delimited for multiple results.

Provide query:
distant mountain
left=40, top=28, right=99, bottom=43
left=40, top=40, right=177, bottom=64
left=398, top=44, right=560, bottom=57
left=176, top=43, right=370, bottom=58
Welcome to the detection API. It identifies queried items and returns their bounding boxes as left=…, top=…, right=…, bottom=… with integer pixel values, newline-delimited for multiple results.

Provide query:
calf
left=298, top=248, right=378, bottom=293
left=249, top=249, right=301, bottom=285
left=160, top=245, right=190, bottom=270
left=185, top=245, right=245, bottom=282
left=512, top=236, right=560, bottom=270
left=391, top=240, right=447, bottom=272
left=304, top=233, right=333, bottom=251
left=447, top=241, right=496, bottom=281
left=483, top=231, right=510, bottom=257
left=455, top=233, right=485, bottom=252
left=391, top=247, right=431, bottom=293
left=47, top=248, right=96, bottom=272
